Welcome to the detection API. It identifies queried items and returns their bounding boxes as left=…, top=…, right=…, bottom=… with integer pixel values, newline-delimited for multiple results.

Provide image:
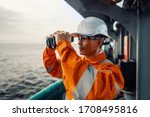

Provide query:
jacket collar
left=83, top=52, right=107, bottom=64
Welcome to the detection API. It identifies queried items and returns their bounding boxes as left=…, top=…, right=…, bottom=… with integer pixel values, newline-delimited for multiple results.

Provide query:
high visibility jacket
left=43, top=40, right=124, bottom=100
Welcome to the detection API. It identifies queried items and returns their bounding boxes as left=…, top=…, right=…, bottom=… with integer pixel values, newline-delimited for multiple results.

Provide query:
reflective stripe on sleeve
left=72, top=65, right=97, bottom=99
left=115, top=82, right=120, bottom=93
left=114, top=82, right=121, bottom=98
left=100, top=59, right=112, bottom=64
left=46, top=63, right=55, bottom=73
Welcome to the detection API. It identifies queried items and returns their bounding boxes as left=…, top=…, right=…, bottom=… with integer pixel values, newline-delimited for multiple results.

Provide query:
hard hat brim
left=71, top=32, right=109, bottom=38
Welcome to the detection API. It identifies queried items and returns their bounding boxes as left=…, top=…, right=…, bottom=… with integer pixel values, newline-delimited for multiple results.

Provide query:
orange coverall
left=43, top=40, right=124, bottom=100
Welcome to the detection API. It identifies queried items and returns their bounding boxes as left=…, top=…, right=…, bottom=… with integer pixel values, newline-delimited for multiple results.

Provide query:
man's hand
left=53, top=30, right=71, bottom=43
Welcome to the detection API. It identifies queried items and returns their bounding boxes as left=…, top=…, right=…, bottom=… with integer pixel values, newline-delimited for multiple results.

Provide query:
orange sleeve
left=56, top=40, right=88, bottom=85
left=43, top=47, right=62, bottom=78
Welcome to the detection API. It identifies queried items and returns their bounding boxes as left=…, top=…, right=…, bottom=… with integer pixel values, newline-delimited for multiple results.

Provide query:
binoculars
left=46, top=36, right=74, bottom=49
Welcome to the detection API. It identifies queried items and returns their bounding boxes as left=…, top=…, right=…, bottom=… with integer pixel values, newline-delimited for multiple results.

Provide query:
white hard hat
left=76, top=17, right=109, bottom=38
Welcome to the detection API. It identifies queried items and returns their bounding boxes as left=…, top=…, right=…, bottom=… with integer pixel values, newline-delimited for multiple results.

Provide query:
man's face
left=78, top=36, right=104, bottom=58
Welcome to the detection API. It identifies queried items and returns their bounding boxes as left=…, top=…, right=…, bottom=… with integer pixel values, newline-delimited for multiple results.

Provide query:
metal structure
left=64, top=0, right=150, bottom=99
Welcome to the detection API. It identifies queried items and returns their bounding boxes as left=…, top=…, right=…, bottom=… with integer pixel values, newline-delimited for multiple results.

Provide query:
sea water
left=0, top=44, right=55, bottom=100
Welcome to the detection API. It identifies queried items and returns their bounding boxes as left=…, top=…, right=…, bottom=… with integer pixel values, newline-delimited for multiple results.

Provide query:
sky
left=0, top=0, right=83, bottom=44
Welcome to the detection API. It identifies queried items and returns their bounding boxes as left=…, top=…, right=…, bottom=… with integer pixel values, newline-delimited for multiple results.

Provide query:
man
left=43, top=17, right=124, bottom=100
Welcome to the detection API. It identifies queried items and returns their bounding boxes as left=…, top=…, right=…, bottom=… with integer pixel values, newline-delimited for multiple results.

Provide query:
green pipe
left=28, top=80, right=66, bottom=100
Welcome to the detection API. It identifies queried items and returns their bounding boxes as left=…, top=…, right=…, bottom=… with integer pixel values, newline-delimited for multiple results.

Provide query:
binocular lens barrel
left=46, top=36, right=74, bottom=49
left=46, top=36, right=56, bottom=49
